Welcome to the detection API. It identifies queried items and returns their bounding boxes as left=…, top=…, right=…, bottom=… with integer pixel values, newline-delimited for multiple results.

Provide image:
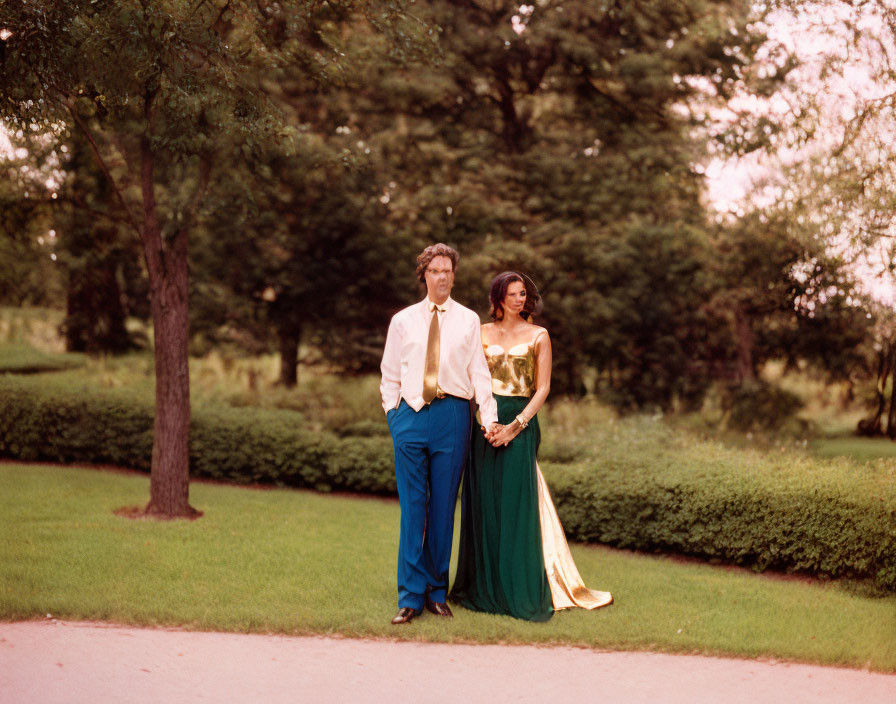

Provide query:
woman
left=449, top=272, right=612, bottom=621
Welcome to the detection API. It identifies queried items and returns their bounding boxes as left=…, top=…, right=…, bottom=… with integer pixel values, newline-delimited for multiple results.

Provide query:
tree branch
left=62, top=99, right=142, bottom=236
left=53, top=193, right=133, bottom=229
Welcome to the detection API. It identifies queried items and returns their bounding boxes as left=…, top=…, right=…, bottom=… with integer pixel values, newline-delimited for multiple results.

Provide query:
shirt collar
left=424, top=296, right=451, bottom=314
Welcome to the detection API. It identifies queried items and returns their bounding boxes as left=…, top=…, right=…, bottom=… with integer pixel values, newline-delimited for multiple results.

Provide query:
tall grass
left=0, top=306, right=67, bottom=352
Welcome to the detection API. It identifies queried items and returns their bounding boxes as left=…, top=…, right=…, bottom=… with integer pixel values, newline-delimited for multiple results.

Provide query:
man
left=380, top=243, right=500, bottom=625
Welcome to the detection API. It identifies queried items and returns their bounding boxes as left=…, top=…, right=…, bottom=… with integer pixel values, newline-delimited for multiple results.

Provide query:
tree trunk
left=63, top=260, right=131, bottom=354
left=63, top=270, right=88, bottom=352
left=840, top=379, right=854, bottom=409
left=60, top=134, right=133, bottom=354
left=278, top=324, right=300, bottom=388
left=858, top=346, right=891, bottom=437
left=95, top=264, right=131, bottom=352
left=139, top=131, right=197, bottom=518
left=886, top=347, right=896, bottom=439
left=732, top=306, right=756, bottom=383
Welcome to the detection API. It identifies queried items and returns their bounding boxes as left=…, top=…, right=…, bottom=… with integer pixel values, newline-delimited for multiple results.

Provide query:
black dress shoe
left=391, top=607, right=422, bottom=625
left=424, top=593, right=453, bottom=617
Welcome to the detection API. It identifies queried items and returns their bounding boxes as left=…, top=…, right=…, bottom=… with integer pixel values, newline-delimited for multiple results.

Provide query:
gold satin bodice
left=484, top=342, right=537, bottom=397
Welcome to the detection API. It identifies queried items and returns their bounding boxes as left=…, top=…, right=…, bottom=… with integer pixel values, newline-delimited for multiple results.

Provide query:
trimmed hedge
left=544, top=419, right=896, bottom=592
left=0, top=375, right=395, bottom=494
left=1, top=374, right=895, bottom=591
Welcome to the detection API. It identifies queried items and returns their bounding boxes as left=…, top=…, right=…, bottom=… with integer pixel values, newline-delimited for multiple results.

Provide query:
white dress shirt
left=380, top=297, right=498, bottom=426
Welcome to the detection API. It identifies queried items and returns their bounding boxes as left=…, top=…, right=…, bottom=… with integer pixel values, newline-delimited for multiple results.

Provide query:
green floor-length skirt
left=449, top=394, right=553, bottom=622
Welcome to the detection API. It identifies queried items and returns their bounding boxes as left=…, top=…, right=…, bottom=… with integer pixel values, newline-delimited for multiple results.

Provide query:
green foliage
left=710, top=211, right=871, bottom=387
left=0, top=146, right=63, bottom=307
left=341, top=0, right=801, bottom=404
left=189, top=405, right=394, bottom=493
left=543, top=416, right=896, bottom=592
left=0, top=374, right=395, bottom=494
left=6, top=0, right=870, bottom=413
left=549, top=222, right=720, bottom=407
left=53, top=133, right=149, bottom=353
left=191, top=132, right=414, bottom=378
left=2, top=372, right=894, bottom=591
left=0, top=0, right=438, bottom=514
left=726, top=379, right=804, bottom=431
left=0, top=306, right=67, bottom=350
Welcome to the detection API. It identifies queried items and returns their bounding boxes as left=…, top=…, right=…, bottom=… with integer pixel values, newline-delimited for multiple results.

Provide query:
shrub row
left=544, top=418, right=896, bottom=592
left=0, top=375, right=395, bottom=494
left=1, top=374, right=894, bottom=591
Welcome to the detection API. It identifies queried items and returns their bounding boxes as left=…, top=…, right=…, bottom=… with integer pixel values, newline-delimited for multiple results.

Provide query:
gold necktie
left=422, top=304, right=441, bottom=403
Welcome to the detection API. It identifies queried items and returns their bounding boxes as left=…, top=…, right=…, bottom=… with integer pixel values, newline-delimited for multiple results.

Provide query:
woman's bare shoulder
left=529, top=324, right=549, bottom=339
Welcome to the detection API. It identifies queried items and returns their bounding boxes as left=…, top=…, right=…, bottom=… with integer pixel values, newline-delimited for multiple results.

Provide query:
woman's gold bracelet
left=515, top=414, right=529, bottom=429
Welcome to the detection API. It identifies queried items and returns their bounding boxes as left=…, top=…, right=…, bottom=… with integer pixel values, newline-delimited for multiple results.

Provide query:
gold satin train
left=535, top=462, right=613, bottom=610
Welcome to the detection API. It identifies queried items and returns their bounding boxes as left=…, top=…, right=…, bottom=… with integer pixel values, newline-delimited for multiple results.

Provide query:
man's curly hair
left=415, top=243, right=459, bottom=283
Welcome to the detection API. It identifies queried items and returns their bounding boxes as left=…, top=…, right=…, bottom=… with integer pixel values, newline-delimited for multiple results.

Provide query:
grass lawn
left=0, top=342, right=85, bottom=374
left=1, top=463, right=894, bottom=672
left=810, top=435, right=896, bottom=462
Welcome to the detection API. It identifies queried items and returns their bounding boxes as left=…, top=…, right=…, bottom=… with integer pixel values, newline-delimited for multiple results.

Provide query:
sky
left=701, top=2, right=896, bottom=304
left=705, top=3, right=892, bottom=210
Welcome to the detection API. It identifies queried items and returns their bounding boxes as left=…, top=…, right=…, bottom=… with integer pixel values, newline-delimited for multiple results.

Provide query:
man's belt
left=435, top=390, right=468, bottom=402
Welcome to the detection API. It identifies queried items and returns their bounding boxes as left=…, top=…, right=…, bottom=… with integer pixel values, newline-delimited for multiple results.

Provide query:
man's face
left=425, top=255, right=455, bottom=304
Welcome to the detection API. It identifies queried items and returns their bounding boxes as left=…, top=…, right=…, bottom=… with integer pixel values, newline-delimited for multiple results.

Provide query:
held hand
left=490, top=421, right=522, bottom=447
left=483, top=422, right=502, bottom=441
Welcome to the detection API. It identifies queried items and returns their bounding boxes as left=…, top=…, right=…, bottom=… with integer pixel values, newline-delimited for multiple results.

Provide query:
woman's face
left=503, top=280, right=527, bottom=317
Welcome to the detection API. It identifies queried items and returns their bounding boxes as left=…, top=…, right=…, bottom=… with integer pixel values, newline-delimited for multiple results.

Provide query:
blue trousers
left=387, top=396, right=471, bottom=609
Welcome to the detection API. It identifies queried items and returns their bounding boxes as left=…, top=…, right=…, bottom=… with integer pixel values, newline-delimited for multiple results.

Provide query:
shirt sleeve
left=380, top=315, right=402, bottom=413
left=468, top=320, right=498, bottom=426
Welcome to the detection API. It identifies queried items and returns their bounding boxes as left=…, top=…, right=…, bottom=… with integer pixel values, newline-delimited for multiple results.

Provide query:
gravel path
left=1, top=620, right=894, bottom=704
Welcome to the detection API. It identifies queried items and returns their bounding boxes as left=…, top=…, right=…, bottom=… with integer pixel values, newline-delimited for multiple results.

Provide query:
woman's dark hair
left=489, top=271, right=542, bottom=321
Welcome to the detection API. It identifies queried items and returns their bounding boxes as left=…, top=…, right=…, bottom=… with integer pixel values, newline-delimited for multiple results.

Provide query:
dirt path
left=1, top=620, right=894, bottom=704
